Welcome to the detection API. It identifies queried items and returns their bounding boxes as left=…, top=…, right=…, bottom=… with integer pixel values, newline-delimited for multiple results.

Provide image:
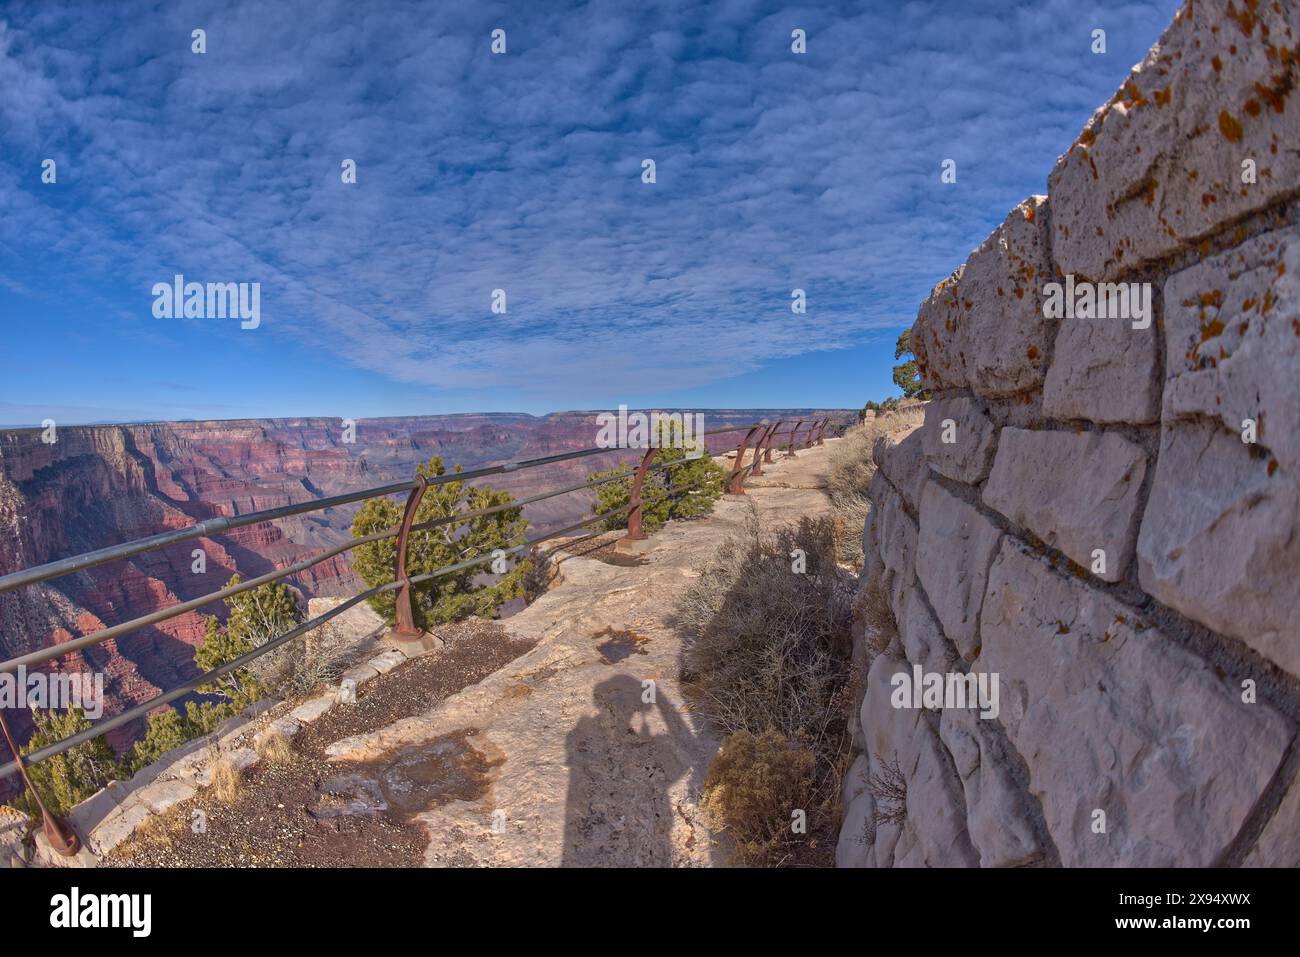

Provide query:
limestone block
left=1042, top=308, right=1160, bottom=424
left=1162, top=223, right=1300, bottom=472
left=874, top=485, right=918, bottom=621
left=842, top=751, right=871, bottom=809
left=134, top=778, right=195, bottom=815
left=1138, top=421, right=1300, bottom=676
left=983, top=427, right=1146, bottom=581
left=368, top=649, right=407, bottom=674
left=1142, top=227, right=1300, bottom=669
left=940, top=705, right=1046, bottom=868
left=873, top=425, right=927, bottom=510
left=860, top=648, right=922, bottom=770
left=912, top=197, right=1053, bottom=396
left=255, top=716, right=302, bottom=747
left=980, top=539, right=1291, bottom=867
left=835, top=792, right=876, bottom=868
left=921, top=396, right=998, bottom=483
left=898, top=586, right=953, bottom=674
left=902, top=718, right=980, bottom=867
left=87, top=800, right=151, bottom=857
left=289, top=692, right=338, bottom=724
left=340, top=661, right=380, bottom=686
left=916, top=479, right=1003, bottom=660
left=1049, top=1, right=1300, bottom=279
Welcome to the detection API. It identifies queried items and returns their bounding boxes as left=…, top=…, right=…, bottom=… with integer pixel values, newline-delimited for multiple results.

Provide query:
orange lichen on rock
left=1218, top=109, right=1244, bottom=143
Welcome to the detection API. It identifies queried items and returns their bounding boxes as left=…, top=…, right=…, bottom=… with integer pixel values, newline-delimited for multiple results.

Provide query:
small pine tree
left=127, top=706, right=195, bottom=774
left=13, top=707, right=122, bottom=817
left=350, top=456, right=530, bottom=628
left=224, top=574, right=301, bottom=650
left=193, top=612, right=263, bottom=711
left=588, top=420, right=725, bottom=534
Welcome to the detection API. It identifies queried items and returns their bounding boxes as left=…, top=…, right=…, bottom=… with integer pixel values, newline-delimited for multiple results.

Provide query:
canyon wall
left=840, top=0, right=1300, bottom=867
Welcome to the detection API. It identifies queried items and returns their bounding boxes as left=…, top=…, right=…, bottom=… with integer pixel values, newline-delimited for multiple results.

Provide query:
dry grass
left=135, top=805, right=187, bottom=850
left=247, top=640, right=343, bottom=699
left=826, top=424, right=879, bottom=510
left=207, top=753, right=245, bottom=804
left=255, top=729, right=296, bottom=766
left=825, top=424, right=879, bottom=566
left=852, top=572, right=899, bottom=665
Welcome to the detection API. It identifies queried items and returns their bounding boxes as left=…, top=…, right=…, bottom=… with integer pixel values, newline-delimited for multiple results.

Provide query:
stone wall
left=839, top=0, right=1300, bottom=868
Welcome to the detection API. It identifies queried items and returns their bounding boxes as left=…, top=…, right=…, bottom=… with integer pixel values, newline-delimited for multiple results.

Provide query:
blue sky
left=0, top=0, right=1181, bottom=425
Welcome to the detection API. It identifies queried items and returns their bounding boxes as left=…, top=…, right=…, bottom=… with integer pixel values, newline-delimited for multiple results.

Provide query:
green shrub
left=892, top=329, right=931, bottom=400
left=588, top=421, right=724, bottom=533
left=127, top=706, right=195, bottom=774
left=193, top=609, right=265, bottom=711
left=350, top=456, right=530, bottom=628
left=11, top=707, right=122, bottom=817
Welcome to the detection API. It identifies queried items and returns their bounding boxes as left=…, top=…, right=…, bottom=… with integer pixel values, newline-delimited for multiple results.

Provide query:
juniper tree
left=588, top=420, right=725, bottom=534
left=12, top=707, right=122, bottom=817
left=127, top=706, right=194, bottom=774
left=891, top=329, right=930, bottom=400
left=350, top=456, right=530, bottom=628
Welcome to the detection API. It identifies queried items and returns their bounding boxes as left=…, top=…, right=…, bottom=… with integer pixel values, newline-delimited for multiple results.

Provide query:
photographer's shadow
left=561, top=672, right=710, bottom=866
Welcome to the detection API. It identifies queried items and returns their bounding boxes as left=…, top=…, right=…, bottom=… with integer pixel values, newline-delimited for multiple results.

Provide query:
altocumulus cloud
left=0, top=0, right=1179, bottom=401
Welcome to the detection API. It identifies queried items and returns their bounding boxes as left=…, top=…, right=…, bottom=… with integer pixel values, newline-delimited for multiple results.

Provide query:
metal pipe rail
left=0, top=472, right=706, bottom=784
left=0, top=458, right=686, bottom=676
left=0, top=412, right=842, bottom=850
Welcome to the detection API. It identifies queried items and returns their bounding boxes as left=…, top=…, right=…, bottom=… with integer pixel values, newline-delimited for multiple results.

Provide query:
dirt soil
left=110, top=620, right=535, bottom=868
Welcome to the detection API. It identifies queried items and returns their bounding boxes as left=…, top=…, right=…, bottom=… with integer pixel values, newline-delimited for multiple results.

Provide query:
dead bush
left=868, top=751, right=908, bottom=829
left=852, top=571, right=898, bottom=665
left=702, top=728, right=816, bottom=866
left=676, top=508, right=853, bottom=739
left=831, top=498, right=871, bottom=566
left=247, top=638, right=342, bottom=699
left=676, top=507, right=857, bottom=866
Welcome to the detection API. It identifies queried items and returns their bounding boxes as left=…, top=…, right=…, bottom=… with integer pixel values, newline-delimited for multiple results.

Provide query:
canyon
left=0, top=409, right=844, bottom=772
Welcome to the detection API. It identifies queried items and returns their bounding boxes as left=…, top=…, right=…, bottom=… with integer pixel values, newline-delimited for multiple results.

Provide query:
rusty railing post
left=762, top=419, right=783, bottom=464
left=750, top=422, right=775, bottom=477
left=0, top=709, right=79, bottom=857
left=811, top=418, right=826, bottom=446
left=726, top=425, right=764, bottom=495
left=786, top=420, right=804, bottom=457
left=620, top=447, right=659, bottom=542
left=391, top=472, right=429, bottom=641
left=817, top=419, right=830, bottom=444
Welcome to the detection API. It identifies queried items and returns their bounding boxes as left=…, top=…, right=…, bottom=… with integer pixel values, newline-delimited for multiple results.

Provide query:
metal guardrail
left=0, top=414, right=840, bottom=854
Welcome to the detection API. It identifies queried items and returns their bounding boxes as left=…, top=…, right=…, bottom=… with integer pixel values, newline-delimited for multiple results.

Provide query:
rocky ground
left=106, top=441, right=840, bottom=868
